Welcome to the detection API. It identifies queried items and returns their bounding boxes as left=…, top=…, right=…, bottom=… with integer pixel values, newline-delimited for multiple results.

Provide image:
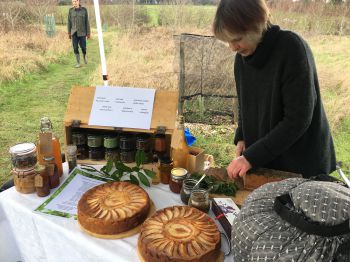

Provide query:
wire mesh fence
left=174, top=33, right=238, bottom=125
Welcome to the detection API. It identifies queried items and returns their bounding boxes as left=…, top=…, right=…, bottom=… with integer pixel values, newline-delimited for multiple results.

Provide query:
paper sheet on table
left=35, top=168, right=110, bottom=218
left=88, top=86, right=156, bottom=129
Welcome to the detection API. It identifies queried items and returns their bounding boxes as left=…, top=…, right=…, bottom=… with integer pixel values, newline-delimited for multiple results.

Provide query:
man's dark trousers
left=72, top=32, right=86, bottom=55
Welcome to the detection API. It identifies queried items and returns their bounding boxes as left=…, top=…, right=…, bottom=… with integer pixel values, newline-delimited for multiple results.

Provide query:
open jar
left=180, top=178, right=198, bottom=205
left=9, top=143, right=37, bottom=170
left=169, top=168, right=188, bottom=194
left=188, top=189, right=210, bottom=213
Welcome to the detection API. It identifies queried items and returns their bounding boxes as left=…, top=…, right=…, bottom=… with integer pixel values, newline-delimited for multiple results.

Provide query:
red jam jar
left=169, top=168, right=188, bottom=194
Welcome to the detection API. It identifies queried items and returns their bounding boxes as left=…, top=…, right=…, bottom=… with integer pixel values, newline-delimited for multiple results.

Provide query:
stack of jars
left=104, top=135, right=119, bottom=161
left=9, top=143, right=59, bottom=197
left=71, top=131, right=88, bottom=160
left=119, top=133, right=135, bottom=163
left=9, top=143, right=38, bottom=194
left=87, top=134, right=104, bottom=161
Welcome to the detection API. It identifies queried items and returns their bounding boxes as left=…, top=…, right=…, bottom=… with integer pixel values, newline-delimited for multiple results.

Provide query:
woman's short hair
left=213, top=0, right=270, bottom=42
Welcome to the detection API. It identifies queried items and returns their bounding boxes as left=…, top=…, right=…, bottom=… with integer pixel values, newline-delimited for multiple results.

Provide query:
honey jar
left=169, top=168, right=188, bottom=194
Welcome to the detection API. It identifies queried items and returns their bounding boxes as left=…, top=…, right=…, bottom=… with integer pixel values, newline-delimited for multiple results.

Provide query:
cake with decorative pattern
left=139, top=205, right=221, bottom=262
left=78, top=181, right=150, bottom=235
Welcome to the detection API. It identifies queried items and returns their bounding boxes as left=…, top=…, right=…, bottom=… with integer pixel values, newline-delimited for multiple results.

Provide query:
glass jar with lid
left=188, top=189, right=210, bottom=213
left=12, top=167, right=37, bottom=194
left=180, top=178, right=198, bottom=205
left=9, top=143, right=37, bottom=170
left=119, top=133, right=135, bottom=151
left=136, top=133, right=151, bottom=151
left=169, top=168, right=188, bottom=194
left=35, top=164, right=50, bottom=197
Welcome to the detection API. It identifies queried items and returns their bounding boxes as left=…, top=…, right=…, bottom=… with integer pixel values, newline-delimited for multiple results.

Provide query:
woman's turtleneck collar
left=243, top=24, right=281, bottom=68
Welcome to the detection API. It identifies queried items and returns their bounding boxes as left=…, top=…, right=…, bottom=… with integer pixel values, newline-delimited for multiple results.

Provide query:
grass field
left=0, top=4, right=350, bottom=185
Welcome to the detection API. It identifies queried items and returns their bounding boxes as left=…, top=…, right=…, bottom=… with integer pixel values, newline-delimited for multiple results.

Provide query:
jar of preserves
left=180, top=178, right=198, bottom=205
left=120, top=150, right=135, bottom=163
left=188, top=189, right=210, bottom=213
left=89, top=147, right=104, bottom=161
left=169, top=168, right=188, bottom=194
left=87, top=134, right=103, bottom=148
left=158, top=156, right=173, bottom=184
left=71, top=132, right=88, bottom=159
left=12, top=167, right=37, bottom=194
left=9, top=143, right=37, bottom=169
left=119, top=133, right=135, bottom=151
left=35, top=164, right=50, bottom=197
left=105, top=148, right=119, bottom=161
left=43, top=156, right=59, bottom=189
left=136, top=134, right=151, bottom=151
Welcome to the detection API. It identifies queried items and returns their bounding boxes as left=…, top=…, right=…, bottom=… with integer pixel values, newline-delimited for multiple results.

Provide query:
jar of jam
left=120, top=150, right=135, bottom=163
left=9, top=143, right=37, bottom=169
left=158, top=156, right=173, bottom=184
left=180, top=178, right=198, bottom=205
left=189, top=189, right=210, bottom=213
left=136, top=134, right=151, bottom=151
left=12, top=167, right=37, bottom=194
left=105, top=148, right=119, bottom=161
left=87, top=134, right=103, bottom=148
left=89, top=147, right=105, bottom=161
left=43, top=156, right=59, bottom=189
left=76, top=145, right=88, bottom=160
left=104, top=136, right=118, bottom=149
left=119, top=133, right=135, bottom=151
left=35, top=164, right=50, bottom=197
left=169, top=168, right=188, bottom=194
left=71, top=132, right=86, bottom=145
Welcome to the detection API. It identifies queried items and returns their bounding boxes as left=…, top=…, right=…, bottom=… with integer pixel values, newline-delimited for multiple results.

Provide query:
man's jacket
left=67, top=6, right=90, bottom=37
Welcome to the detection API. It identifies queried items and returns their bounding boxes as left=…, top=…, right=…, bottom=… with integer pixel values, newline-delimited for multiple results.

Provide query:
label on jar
left=35, top=175, right=43, bottom=187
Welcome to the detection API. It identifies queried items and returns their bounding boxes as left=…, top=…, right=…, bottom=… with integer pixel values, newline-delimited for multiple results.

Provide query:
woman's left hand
left=227, top=156, right=252, bottom=179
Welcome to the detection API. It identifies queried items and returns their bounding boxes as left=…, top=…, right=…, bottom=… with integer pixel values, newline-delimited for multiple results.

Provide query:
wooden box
left=187, top=146, right=205, bottom=174
left=63, top=86, right=179, bottom=167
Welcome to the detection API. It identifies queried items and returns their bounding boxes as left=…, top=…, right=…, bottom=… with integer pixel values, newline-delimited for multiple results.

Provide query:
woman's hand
left=235, top=140, right=246, bottom=157
left=227, top=155, right=252, bottom=179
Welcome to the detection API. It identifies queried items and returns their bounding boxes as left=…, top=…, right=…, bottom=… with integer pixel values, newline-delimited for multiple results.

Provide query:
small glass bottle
left=37, top=117, right=63, bottom=177
left=169, top=168, right=188, bottom=194
left=154, top=133, right=166, bottom=155
left=43, top=156, right=59, bottom=189
left=66, top=144, right=77, bottom=173
left=180, top=178, right=198, bottom=205
left=158, top=156, right=173, bottom=184
left=35, top=164, right=50, bottom=197
left=188, top=189, right=210, bottom=213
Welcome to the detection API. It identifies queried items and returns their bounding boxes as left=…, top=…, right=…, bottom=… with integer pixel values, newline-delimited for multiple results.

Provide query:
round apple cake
left=78, top=181, right=150, bottom=236
left=139, top=205, right=221, bottom=262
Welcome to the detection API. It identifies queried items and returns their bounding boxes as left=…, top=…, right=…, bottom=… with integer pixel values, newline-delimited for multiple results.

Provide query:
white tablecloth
left=0, top=164, right=233, bottom=262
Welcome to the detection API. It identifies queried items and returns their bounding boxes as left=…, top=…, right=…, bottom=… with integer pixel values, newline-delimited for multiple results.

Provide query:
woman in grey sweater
left=213, top=0, right=336, bottom=178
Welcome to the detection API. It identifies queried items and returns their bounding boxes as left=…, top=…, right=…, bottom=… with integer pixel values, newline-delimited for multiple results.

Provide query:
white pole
left=93, top=0, right=108, bottom=86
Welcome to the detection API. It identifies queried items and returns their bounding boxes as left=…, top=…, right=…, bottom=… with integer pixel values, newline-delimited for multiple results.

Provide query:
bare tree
left=24, top=0, right=57, bottom=24
left=0, top=1, right=24, bottom=31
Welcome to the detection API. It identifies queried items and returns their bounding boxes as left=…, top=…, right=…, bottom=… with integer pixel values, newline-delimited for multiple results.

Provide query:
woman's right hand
left=235, top=140, right=246, bottom=157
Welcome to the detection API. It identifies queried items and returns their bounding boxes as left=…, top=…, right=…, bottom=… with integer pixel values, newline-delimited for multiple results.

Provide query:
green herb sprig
left=190, top=173, right=237, bottom=196
left=81, top=150, right=156, bottom=187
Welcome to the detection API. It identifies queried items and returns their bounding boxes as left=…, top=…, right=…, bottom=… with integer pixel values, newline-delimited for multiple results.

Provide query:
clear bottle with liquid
left=37, top=117, right=63, bottom=177
left=171, top=115, right=189, bottom=169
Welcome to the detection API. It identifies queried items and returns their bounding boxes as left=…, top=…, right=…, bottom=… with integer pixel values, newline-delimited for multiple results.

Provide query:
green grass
left=0, top=32, right=113, bottom=185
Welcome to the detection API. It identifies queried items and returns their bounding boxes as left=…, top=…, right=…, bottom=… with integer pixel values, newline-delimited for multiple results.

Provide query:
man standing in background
left=68, top=0, right=90, bottom=68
